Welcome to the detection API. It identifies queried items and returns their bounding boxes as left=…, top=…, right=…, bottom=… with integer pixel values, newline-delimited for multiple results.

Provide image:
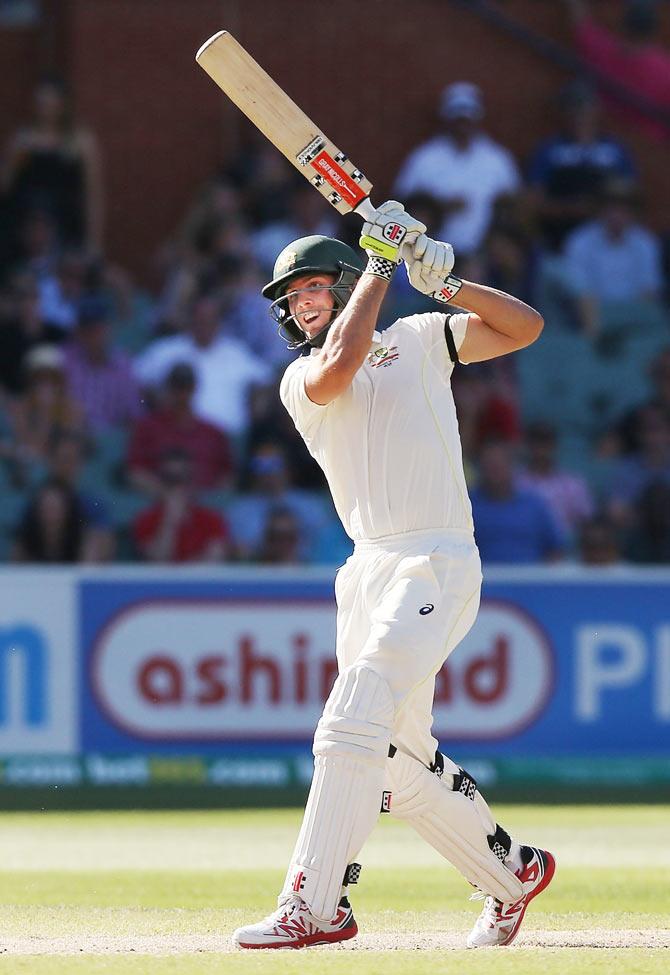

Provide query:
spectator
left=12, top=478, right=107, bottom=563
left=250, top=182, right=338, bottom=273
left=0, top=270, right=53, bottom=396
left=578, top=514, right=625, bottom=565
left=126, top=362, right=234, bottom=494
left=604, top=346, right=670, bottom=455
left=627, top=480, right=670, bottom=562
left=226, top=443, right=329, bottom=561
left=134, top=293, right=271, bottom=436
left=470, top=440, right=565, bottom=563
left=607, top=404, right=670, bottom=526
left=562, top=177, right=663, bottom=334
left=40, top=429, right=114, bottom=560
left=243, top=375, right=326, bottom=491
left=133, top=448, right=230, bottom=563
left=256, top=506, right=302, bottom=564
left=6, top=343, right=85, bottom=472
left=526, top=79, right=637, bottom=251
left=63, top=296, right=142, bottom=431
left=0, top=74, right=104, bottom=267
left=565, top=0, right=670, bottom=141
left=38, top=249, right=98, bottom=334
left=518, top=421, right=594, bottom=539
left=394, top=82, right=521, bottom=257
left=451, top=365, right=521, bottom=468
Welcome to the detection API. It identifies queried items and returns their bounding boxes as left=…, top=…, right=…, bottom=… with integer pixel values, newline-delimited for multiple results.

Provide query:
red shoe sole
left=501, top=851, right=556, bottom=946
left=237, top=922, right=358, bottom=950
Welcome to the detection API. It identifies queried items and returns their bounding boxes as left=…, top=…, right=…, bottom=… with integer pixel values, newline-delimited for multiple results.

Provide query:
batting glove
left=360, top=200, right=427, bottom=264
left=404, top=234, right=463, bottom=303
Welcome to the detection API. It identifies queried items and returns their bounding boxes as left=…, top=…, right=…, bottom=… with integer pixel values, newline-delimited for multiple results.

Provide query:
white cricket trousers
left=334, top=527, right=482, bottom=767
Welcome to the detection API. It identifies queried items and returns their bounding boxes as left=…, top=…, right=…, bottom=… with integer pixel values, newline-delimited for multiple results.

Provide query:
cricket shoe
left=232, top=894, right=358, bottom=949
left=466, top=846, right=556, bottom=948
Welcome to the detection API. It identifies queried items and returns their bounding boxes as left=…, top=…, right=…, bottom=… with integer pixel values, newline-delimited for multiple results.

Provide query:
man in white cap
left=394, top=82, right=521, bottom=257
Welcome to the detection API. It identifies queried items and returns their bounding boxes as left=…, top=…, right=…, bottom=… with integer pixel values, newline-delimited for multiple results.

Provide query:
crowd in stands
left=1, top=0, right=669, bottom=567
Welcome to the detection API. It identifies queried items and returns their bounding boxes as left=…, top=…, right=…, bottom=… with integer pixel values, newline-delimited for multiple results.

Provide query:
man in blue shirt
left=471, top=440, right=565, bottom=563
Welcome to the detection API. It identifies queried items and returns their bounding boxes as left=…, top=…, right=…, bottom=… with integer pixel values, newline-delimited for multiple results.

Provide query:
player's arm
left=450, top=281, right=544, bottom=363
left=403, top=236, right=543, bottom=362
left=305, top=274, right=389, bottom=405
left=305, top=202, right=426, bottom=405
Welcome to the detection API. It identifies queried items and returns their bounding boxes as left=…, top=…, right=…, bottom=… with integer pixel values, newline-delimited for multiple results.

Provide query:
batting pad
left=386, top=749, right=524, bottom=902
left=280, top=665, right=393, bottom=921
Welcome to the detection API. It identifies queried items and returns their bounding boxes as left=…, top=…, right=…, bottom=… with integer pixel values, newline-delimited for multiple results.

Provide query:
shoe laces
left=270, top=894, right=305, bottom=924
left=470, top=891, right=502, bottom=924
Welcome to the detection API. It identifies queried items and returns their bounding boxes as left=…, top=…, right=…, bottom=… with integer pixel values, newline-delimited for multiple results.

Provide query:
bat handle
left=354, top=197, right=377, bottom=222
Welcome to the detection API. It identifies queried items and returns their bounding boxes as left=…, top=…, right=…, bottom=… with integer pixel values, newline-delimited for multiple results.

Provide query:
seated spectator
left=133, top=449, right=230, bottom=563
left=518, top=422, right=594, bottom=540
left=0, top=270, right=53, bottom=396
left=603, top=346, right=670, bottom=455
left=46, top=430, right=112, bottom=553
left=134, top=292, right=271, bottom=436
left=627, top=480, right=670, bottom=563
left=243, top=376, right=326, bottom=491
left=526, top=79, right=636, bottom=252
left=6, top=343, right=85, bottom=473
left=394, top=82, right=521, bottom=257
left=38, top=249, right=97, bottom=334
left=12, top=477, right=109, bottom=563
left=451, top=364, right=521, bottom=470
left=126, top=362, right=234, bottom=494
left=470, top=440, right=565, bottom=563
left=607, top=404, right=670, bottom=527
left=250, top=182, right=338, bottom=273
left=226, top=443, right=329, bottom=561
left=565, top=0, right=670, bottom=141
left=256, top=506, right=302, bottom=564
left=562, top=178, right=663, bottom=334
left=64, top=296, right=142, bottom=431
left=578, top=514, right=625, bottom=566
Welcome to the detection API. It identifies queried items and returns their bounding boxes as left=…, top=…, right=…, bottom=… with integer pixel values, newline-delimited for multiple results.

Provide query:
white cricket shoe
left=467, top=846, right=556, bottom=948
left=232, top=894, right=358, bottom=949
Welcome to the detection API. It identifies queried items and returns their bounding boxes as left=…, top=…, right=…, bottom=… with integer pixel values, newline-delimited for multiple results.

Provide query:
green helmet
left=262, top=235, right=364, bottom=349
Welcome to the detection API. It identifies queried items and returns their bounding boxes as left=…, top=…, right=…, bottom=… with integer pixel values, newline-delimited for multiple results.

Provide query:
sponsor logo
left=382, top=222, right=406, bottom=243
left=419, top=603, right=435, bottom=616
left=432, top=600, right=554, bottom=739
left=310, top=151, right=366, bottom=206
left=0, top=626, right=47, bottom=727
left=367, top=345, right=399, bottom=368
left=292, top=870, right=306, bottom=892
left=91, top=601, right=339, bottom=740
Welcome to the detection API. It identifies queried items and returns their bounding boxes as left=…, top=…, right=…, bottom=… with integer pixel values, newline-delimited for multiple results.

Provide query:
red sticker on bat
left=310, top=151, right=366, bottom=206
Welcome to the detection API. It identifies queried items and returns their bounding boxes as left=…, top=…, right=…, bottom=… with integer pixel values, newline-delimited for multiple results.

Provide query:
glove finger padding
left=360, top=201, right=427, bottom=263
left=376, top=200, right=405, bottom=215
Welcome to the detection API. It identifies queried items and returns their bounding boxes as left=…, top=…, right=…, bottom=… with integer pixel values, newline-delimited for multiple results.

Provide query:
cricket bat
left=196, top=31, right=456, bottom=298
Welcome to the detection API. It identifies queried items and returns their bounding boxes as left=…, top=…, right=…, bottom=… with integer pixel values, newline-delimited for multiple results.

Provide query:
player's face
left=285, top=273, right=337, bottom=338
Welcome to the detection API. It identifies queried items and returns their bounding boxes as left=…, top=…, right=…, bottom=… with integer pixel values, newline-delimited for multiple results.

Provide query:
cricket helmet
left=262, top=235, right=364, bottom=349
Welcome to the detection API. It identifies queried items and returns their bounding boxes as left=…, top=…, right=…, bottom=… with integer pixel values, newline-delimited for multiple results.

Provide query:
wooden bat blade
left=196, top=31, right=373, bottom=216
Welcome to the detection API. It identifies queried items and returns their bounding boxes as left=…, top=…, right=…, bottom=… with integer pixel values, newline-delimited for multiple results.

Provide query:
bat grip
left=354, top=197, right=377, bottom=222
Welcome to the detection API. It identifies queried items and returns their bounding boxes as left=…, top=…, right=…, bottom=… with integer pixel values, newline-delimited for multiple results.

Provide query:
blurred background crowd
left=1, top=0, right=669, bottom=569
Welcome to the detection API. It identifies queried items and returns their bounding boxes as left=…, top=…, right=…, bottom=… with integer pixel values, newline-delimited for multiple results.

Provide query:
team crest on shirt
left=367, top=345, right=399, bottom=368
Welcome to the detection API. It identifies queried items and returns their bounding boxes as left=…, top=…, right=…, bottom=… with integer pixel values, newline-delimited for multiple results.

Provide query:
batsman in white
left=233, top=201, right=555, bottom=950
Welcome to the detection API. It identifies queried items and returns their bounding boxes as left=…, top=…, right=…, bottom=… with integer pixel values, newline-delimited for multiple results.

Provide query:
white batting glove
left=359, top=200, right=427, bottom=264
left=404, top=234, right=463, bottom=303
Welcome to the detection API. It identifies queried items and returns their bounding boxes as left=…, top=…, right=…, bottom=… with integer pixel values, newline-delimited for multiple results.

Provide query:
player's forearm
left=318, top=273, right=387, bottom=370
left=455, top=281, right=543, bottom=343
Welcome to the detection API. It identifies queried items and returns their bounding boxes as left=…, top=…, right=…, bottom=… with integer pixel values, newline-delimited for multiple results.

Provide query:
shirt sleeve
left=279, top=357, right=329, bottom=440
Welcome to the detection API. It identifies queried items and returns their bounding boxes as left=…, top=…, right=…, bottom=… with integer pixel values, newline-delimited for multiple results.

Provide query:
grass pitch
left=0, top=804, right=668, bottom=973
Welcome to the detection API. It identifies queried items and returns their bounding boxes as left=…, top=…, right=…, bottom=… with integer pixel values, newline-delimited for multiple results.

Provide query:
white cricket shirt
left=279, top=311, right=474, bottom=542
